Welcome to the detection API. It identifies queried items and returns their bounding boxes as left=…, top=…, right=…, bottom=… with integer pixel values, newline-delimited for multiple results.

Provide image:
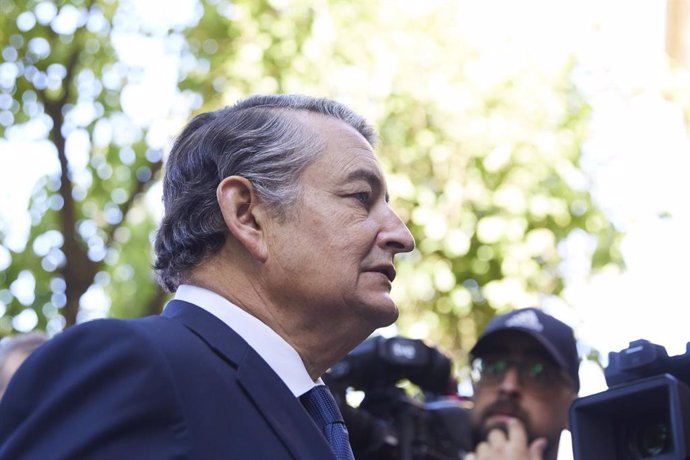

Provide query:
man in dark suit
left=0, top=95, right=415, bottom=459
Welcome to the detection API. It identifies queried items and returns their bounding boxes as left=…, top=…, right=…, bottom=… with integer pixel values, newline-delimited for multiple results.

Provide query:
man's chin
left=479, top=415, right=529, bottom=441
left=480, top=420, right=510, bottom=439
left=360, top=298, right=399, bottom=328
left=485, top=414, right=520, bottom=429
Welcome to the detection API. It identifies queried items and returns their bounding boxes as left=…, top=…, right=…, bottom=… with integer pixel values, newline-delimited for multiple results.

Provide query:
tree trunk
left=44, top=100, right=99, bottom=328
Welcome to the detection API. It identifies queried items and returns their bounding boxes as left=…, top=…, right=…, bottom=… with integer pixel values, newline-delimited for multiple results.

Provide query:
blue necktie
left=300, top=385, right=355, bottom=460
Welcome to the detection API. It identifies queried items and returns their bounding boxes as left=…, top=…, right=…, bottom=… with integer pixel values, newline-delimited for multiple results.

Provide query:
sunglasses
left=471, top=354, right=573, bottom=390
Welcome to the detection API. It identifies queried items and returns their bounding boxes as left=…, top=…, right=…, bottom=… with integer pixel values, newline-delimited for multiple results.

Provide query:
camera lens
left=627, top=422, right=671, bottom=457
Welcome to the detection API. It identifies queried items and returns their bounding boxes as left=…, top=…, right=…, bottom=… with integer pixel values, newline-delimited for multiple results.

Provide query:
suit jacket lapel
left=162, top=300, right=336, bottom=460
left=237, top=351, right=336, bottom=460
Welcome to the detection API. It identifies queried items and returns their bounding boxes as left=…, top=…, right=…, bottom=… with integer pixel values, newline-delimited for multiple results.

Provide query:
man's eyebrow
left=345, top=169, right=389, bottom=202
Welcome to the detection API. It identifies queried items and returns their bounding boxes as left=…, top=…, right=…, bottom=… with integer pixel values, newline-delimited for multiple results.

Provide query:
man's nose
left=498, top=367, right=523, bottom=394
left=379, top=206, right=415, bottom=254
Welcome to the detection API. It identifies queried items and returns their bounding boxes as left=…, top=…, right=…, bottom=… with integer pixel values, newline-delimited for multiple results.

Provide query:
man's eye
left=485, top=360, right=507, bottom=375
left=527, top=362, right=545, bottom=377
left=352, top=192, right=370, bottom=204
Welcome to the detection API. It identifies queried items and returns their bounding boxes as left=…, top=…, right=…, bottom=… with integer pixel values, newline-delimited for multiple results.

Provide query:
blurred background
left=1, top=0, right=688, bottom=408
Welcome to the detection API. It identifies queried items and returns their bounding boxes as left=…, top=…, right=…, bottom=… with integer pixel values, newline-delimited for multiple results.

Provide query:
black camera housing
left=328, top=335, right=453, bottom=394
left=325, top=335, right=471, bottom=460
left=570, top=339, right=690, bottom=459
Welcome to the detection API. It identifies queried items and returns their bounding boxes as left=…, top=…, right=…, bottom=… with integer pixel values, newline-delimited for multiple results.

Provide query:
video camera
left=570, top=339, right=690, bottom=459
left=324, top=335, right=472, bottom=460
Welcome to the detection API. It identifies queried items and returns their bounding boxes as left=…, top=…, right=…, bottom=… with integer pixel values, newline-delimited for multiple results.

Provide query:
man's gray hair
left=154, top=94, right=377, bottom=292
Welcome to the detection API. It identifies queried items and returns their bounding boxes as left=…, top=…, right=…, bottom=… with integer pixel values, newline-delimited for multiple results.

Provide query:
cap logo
left=504, top=310, right=544, bottom=331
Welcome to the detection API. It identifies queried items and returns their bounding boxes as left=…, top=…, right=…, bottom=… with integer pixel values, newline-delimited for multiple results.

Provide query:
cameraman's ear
left=217, top=176, right=269, bottom=262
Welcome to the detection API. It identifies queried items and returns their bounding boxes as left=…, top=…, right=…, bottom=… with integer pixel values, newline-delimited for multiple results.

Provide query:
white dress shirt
left=172, top=284, right=320, bottom=397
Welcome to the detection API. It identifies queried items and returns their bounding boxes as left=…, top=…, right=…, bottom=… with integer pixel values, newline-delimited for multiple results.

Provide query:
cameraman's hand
left=464, top=418, right=547, bottom=460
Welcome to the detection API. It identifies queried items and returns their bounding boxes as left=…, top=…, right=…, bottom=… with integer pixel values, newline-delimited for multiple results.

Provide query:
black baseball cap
left=470, top=307, right=580, bottom=391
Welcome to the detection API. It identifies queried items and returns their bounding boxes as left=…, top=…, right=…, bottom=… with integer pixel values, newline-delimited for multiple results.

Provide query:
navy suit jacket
left=0, top=300, right=337, bottom=460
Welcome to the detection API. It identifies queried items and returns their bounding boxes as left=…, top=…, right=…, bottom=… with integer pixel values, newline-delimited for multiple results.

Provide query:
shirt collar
left=173, top=284, right=320, bottom=397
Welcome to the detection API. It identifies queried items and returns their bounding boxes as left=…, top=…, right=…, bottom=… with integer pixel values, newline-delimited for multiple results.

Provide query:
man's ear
left=217, top=176, right=268, bottom=262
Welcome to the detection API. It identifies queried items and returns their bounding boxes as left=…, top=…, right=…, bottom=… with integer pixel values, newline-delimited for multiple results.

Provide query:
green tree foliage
left=1, top=0, right=624, bottom=367
left=0, top=0, right=183, bottom=332
left=0, top=0, right=319, bottom=334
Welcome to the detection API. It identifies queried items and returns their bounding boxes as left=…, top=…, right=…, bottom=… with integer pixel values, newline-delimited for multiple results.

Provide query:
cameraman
left=465, top=308, right=579, bottom=460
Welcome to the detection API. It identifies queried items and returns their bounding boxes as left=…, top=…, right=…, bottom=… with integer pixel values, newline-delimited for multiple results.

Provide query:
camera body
left=325, top=335, right=472, bottom=460
left=570, top=339, right=690, bottom=459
